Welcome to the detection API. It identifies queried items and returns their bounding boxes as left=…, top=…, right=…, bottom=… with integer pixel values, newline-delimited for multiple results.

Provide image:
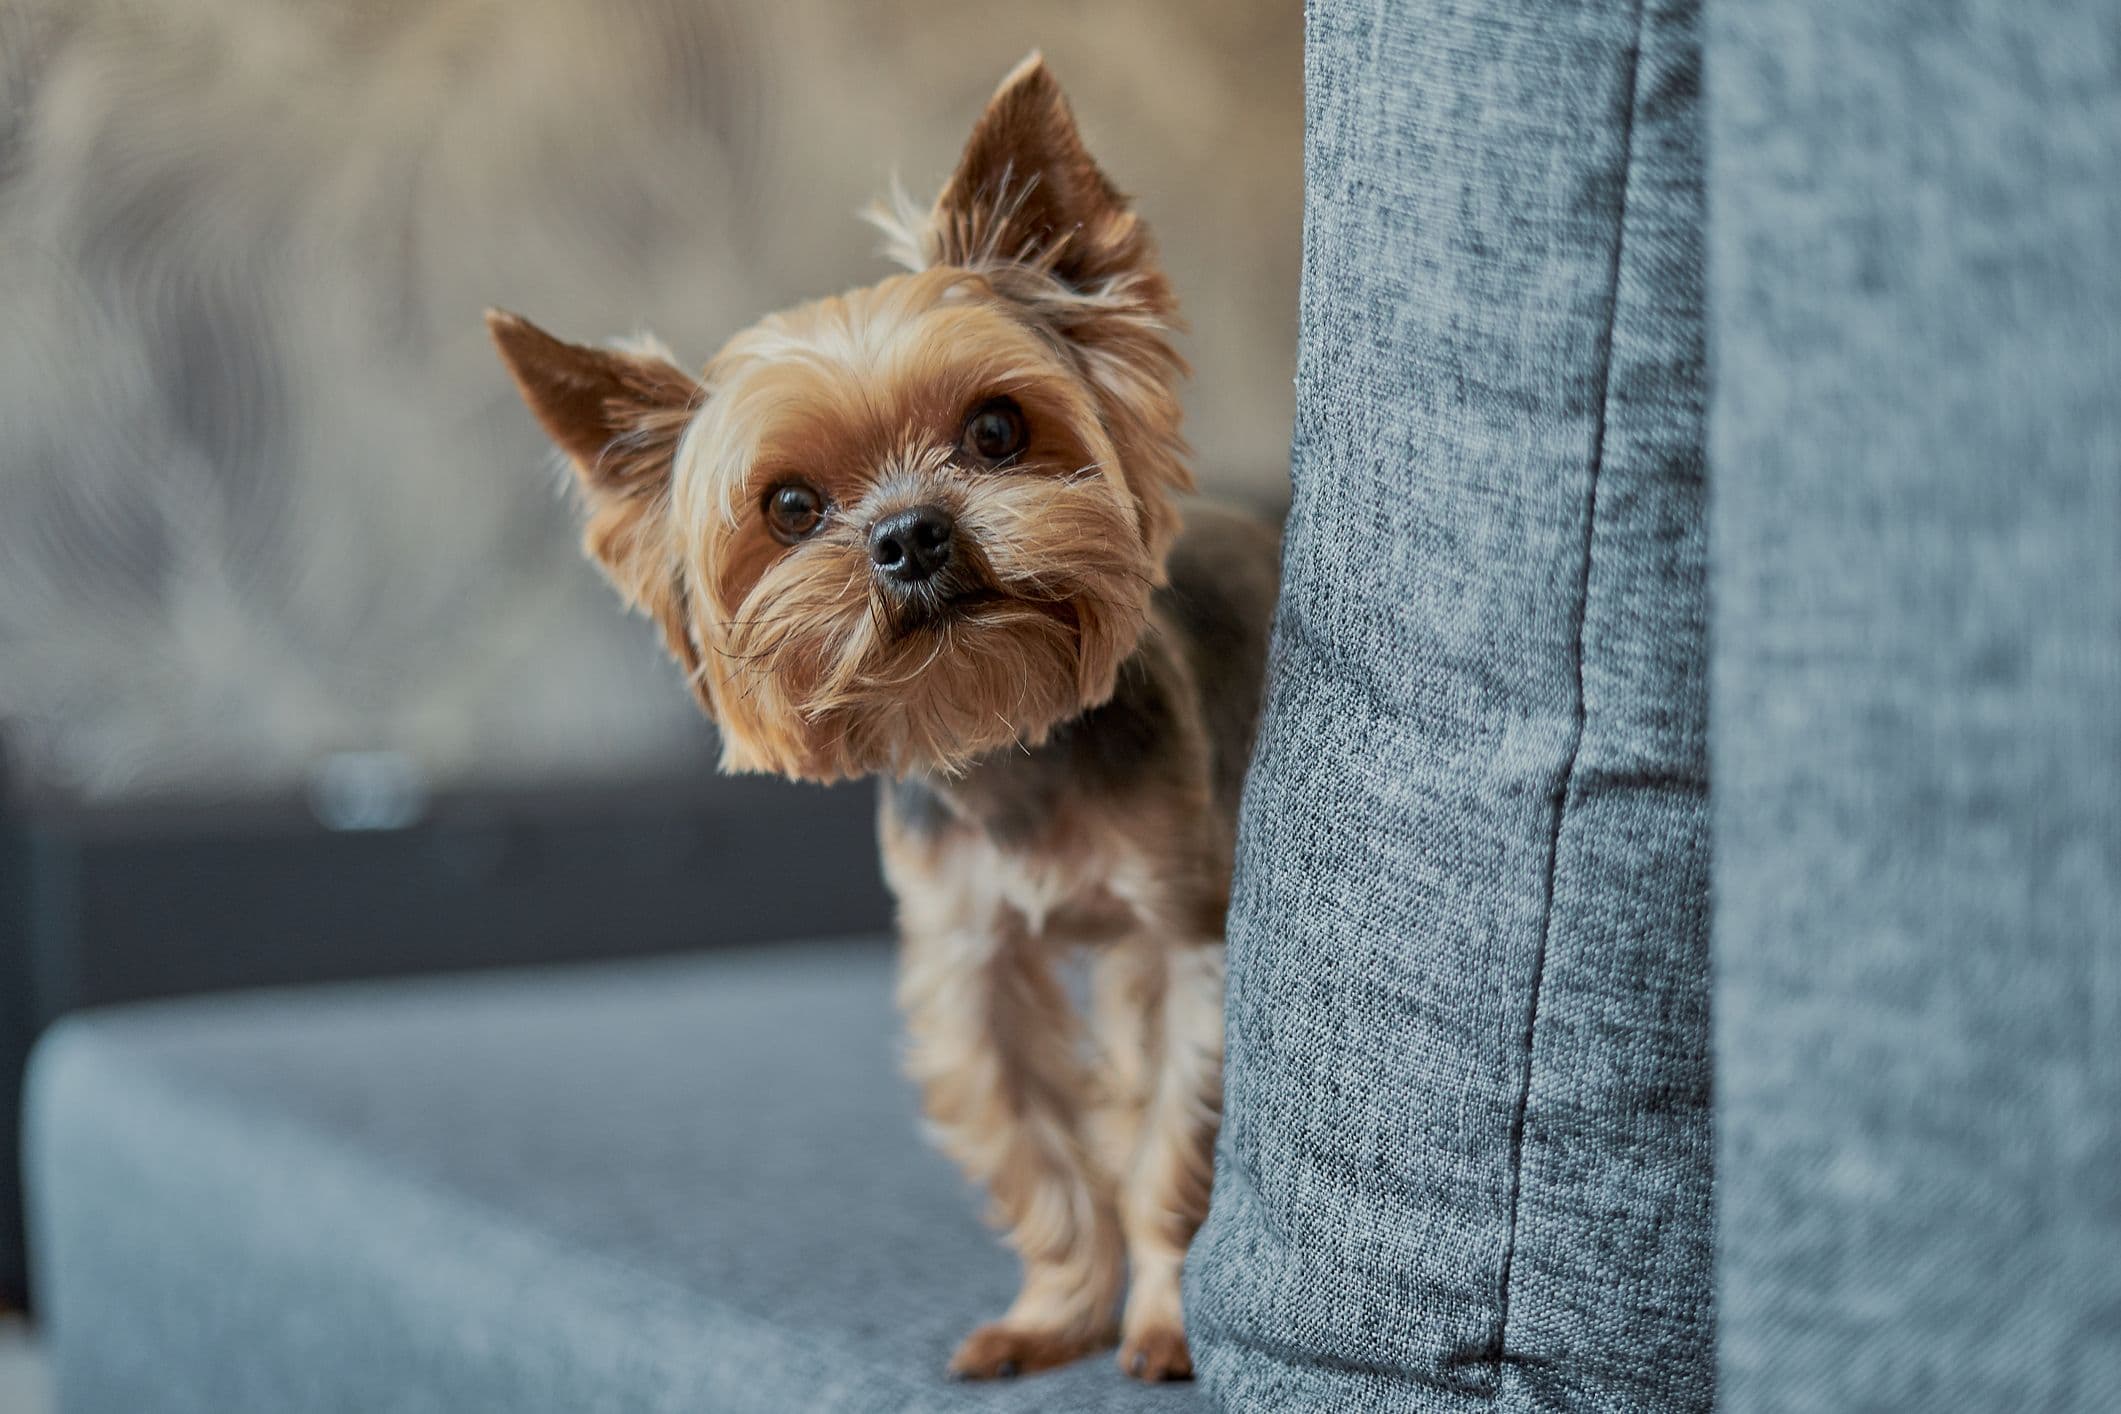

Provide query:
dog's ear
left=486, top=309, right=709, bottom=706
left=907, top=58, right=1192, bottom=565
left=928, top=54, right=1170, bottom=310
left=486, top=309, right=696, bottom=500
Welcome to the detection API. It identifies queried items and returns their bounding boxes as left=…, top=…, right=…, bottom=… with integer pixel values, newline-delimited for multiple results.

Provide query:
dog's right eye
left=764, top=483, right=826, bottom=543
left=962, top=397, right=1028, bottom=465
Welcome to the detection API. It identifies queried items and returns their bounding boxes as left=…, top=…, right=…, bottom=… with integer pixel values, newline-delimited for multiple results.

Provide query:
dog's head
left=489, top=55, right=1189, bottom=782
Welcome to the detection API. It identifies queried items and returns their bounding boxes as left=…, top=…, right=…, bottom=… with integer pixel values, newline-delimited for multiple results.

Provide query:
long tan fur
left=489, top=55, right=1248, bottom=1383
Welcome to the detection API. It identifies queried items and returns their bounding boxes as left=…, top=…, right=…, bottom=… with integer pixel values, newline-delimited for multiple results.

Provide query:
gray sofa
left=25, top=0, right=2121, bottom=1410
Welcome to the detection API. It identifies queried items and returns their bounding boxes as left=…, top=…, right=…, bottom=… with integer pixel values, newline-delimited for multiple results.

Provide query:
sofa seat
left=26, top=939, right=1197, bottom=1413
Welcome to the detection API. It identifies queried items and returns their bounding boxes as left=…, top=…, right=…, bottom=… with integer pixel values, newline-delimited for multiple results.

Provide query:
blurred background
left=0, top=0, right=1301, bottom=1313
left=0, top=0, right=1299, bottom=801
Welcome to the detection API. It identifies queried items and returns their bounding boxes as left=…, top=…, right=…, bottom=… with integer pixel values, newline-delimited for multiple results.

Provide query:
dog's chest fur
left=879, top=504, right=1280, bottom=945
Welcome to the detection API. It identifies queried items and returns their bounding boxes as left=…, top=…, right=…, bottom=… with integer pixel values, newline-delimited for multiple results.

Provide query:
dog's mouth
left=878, top=577, right=1006, bottom=638
left=871, top=532, right=1015, bottom=639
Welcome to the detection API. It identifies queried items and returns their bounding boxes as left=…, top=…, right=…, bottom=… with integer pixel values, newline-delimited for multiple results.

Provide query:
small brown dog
left=488, top=55, right=1276, bottom=1382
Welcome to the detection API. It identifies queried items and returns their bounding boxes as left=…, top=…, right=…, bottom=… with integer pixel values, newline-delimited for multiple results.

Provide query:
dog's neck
left=885, top=635, right=1178, bottom=851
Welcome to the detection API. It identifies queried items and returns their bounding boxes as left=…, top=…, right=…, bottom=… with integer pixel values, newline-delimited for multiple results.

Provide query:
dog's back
left=1154, top=502, right=1282, bottom=821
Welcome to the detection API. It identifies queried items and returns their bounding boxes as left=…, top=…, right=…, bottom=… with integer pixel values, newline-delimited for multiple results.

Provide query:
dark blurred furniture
left=0, top=750, right=30, bottom=1313
left=0, top=767, right=890, bottom=1309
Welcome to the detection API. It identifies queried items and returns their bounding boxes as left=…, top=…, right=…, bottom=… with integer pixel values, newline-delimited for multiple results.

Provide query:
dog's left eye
left=962, top=397, right=1027, bottom=464
left=764, top=482, right=826, bottom=543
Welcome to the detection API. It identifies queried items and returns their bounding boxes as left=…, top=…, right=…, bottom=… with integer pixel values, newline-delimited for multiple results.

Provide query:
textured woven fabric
left=1708, top=4, right=2121, bottom=1409
left=26, top=942, right=1201, bottom=1413
left=1185, top=1, right=1714, bottom=1408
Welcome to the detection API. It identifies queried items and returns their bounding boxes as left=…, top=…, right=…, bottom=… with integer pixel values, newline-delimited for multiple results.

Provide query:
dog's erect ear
left=928, top=54, right=1169, bottom=309
left=907, top=57, right=1191, bottom=564
left=486, top=309, right=697, bottom=499
left=486, top=309, right=710, bottom=707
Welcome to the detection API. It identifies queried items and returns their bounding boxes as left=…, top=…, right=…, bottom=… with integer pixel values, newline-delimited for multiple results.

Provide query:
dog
left=487, top=53, right=1277, bottom=1382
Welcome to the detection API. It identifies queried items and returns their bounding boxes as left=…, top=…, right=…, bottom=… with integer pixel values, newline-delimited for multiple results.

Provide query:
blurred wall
left=0, top=0, right=1300, bottom=801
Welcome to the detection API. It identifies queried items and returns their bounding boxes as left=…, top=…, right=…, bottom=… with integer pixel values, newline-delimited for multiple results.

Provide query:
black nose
left=868, top=505, right=955, bottom=584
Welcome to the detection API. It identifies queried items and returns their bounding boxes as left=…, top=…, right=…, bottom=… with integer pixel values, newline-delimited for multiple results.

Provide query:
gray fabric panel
left=1185, top=2, right=1713, bottom=1409
left=26, top=942, right=1199, bottom=1413
left=1708, top=4, right=2121, bottom=1410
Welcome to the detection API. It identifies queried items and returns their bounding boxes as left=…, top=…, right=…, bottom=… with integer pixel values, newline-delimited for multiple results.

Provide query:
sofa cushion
left=27, top=940, right=1198, bottom=1413
left=1184, top=1, right=1715, bottom=1408
left=1708, top=2, right=2121, bottom=1406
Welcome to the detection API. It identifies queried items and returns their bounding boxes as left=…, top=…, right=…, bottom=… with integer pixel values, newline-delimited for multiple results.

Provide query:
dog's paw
left=948, top=1321, right=1107, bottom=1380
left=1117, top=1323, right=1194, bottom=1382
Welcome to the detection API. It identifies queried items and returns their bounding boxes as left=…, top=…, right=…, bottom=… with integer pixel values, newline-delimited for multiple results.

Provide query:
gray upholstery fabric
left=1708, top=4, right=2121, bottom=1410
left=1185, top=1, right=1714, bottom=1409
left=26, top=942, right=1200, bottom=1413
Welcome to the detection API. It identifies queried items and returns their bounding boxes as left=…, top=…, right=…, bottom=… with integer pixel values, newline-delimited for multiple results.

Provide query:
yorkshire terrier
left=487, top=54, right=1277, bottom=1382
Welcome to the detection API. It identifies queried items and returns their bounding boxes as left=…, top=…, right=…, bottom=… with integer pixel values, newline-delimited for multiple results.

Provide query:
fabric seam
left=1485, top=0, right=1648, bottom=1388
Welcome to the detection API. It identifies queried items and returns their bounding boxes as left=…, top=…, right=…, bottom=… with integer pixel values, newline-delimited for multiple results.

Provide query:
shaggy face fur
left=489, top=55, right=1279, bottom=1386
left=488, top=55, right=1188, bottom=783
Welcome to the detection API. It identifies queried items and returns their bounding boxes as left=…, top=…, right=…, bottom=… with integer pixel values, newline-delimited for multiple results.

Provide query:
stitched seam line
left=1487, top=1, right=1647, bottom=1384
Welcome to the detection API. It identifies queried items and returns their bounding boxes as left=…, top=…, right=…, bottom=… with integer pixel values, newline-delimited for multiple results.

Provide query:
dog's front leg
left=895, top=900, right=1124, bottom=1377
left=1111, top=938, right=1223, bottom=1381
